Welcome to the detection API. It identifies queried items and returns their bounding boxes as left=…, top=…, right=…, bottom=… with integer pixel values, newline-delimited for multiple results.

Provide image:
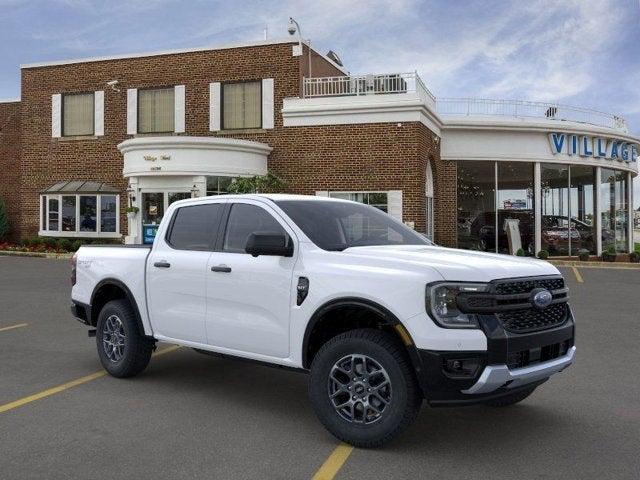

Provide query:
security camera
left=287, top=18, right=297, bottom=35
left=106, top=80, right=120, bottom=92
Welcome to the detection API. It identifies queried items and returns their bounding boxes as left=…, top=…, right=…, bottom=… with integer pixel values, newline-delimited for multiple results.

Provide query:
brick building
left=1, top=38, right=639, bottom=255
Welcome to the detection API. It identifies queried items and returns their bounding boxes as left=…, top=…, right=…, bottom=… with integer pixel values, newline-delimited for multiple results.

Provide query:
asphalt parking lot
left=1, top=256, right=639, bottom=479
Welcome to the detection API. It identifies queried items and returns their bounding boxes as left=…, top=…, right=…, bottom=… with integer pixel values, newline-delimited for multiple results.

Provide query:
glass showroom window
left=222, top=81, right=261, bottom=130
left=206, top=176, right=234, bottom=196
left=329, top=192, right=389, bottom=212
left=40, top=194, right=119, bottom=237
left=497, top=163, right=535, bottom=255
left=63, top=92, right=94, bottom=136
left=569, top=166, right=596, bottom=255
left=138, top=87, right=175, bottom=133
left=457, top=161, right=495, bottom=252
left=601, top=168, right=629, bottom=252
left=541, top=164, right=570, bottom=255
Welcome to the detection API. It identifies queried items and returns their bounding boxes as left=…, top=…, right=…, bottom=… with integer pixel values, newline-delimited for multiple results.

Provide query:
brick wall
left=0, top=101, right=21, bottom=240
left=16, top=41, right=450, bottom=243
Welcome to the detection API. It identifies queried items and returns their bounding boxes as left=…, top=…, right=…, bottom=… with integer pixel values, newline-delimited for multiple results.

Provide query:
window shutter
left=174, top=85, right=185, bottom=133
left=51, top=94, right=62, bottom=138
left=127, top=88, right=137, bottom=135
left=209, top=82, right=221, bottom=131
left=94, top=90, right=104, bottom=136
left=387, top=190, right=403, bottom=221
left=315, top=191, right=329, bottom=197
left=262, top=78, right=274, bottom=129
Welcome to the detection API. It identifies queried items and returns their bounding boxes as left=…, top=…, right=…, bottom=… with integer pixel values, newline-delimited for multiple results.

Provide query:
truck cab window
left=223, top=203, right=286, bottom=253
left=167, top=203, right=223, bottom=251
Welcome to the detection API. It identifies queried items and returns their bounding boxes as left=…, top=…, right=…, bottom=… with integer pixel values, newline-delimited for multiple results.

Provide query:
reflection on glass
left=48, top=197, right=59, bottom=231
left=541, top=164, right=570, bottom=255
left=168, top=192, right=190, bottom=205
left=569, top=166, right=596, bottom=254
left=497, top=163, right=535, bottom=255
left=206, top=176, right=233, bottom=196
left=601, top=169, right=628, bottom=252
left=101, top=195, right=117, bottom=233
left=142, top=192, right=164, bottom=226
left=329, top=192, right=389, bottom=212
left=457, top=161, right=495, bottom=251
left=80, top=196, right=97, bottom=232
left=62, top=196, right=76, bottom=232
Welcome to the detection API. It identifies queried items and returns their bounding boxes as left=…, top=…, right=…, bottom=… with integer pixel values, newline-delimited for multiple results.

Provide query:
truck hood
left=341, top=245, right=560, bottom=282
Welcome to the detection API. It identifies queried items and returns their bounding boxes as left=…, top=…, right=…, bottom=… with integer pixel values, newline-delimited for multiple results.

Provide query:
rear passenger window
left=167, top=203, right=223, bottom=250
left=223, top=203, right=287, bottom=253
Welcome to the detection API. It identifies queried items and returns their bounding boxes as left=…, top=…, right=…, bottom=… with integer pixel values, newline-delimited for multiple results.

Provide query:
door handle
left=154, top=261, right=171, bottom=268
left=211, top=266, right=232, bottom=273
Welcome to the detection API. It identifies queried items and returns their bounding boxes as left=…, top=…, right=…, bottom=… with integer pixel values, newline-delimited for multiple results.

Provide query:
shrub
left=537, top=250, right=549, bottom=260
left=21, top=238, right=32, bottom=248
left=516, top=248, right=525, bottom=257
left=577, top=249, right=590, bottom=261
left=603, top=245, right=617, bottom=262
left=58, top=238, right=72, bottom=252
left=71, top=240, right=82, bottom=251
left=630, top=251, right=640, bottom=263
left=43, top=237, right=57, bottom=249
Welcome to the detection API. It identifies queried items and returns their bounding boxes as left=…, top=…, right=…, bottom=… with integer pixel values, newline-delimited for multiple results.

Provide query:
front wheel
left=309, top=329, right=422, bottom=448
left=96, top=299, right=154, bottom=378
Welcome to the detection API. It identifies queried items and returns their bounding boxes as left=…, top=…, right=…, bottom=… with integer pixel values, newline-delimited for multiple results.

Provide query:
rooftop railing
left=436, top=97, right=628, bottom=132
left=301, top=74, right=628, bottom=132
left=302, top=72, right=436, bottom=107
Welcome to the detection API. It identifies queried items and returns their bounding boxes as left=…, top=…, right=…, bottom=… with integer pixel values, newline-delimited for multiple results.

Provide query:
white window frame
left=62, top=92, right=96, bottom=137
left=328, top=191, right=390, bottom=211
left=39, top=193, right=121, bottom=238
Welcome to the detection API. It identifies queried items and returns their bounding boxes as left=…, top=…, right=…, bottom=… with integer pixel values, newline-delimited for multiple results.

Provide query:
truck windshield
left=276, top=200, right=431, bottom=251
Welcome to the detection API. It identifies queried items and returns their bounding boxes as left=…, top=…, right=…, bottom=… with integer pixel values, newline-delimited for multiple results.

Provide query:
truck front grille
left=497, top=303, right=568, bottom=333
left=494, top=277, right=565, bottom=295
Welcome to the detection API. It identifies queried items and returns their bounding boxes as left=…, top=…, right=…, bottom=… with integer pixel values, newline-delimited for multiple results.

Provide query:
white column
left=534, top=162, right=541, bottom=255
left=125, top=177, right=140, bottom=245
left=628, top=171, right=633, bottom=253
left=595, top=167, right=602, bottom=256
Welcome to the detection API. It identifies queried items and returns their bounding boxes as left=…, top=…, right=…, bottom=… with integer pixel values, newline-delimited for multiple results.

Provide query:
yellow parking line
left=0, top=345, right=180, bottom=414
left=312, top=443, right=354, bottom=480
left=0, top=323, right=28, bottom=333
left=571, top=266, right=584, bottom=283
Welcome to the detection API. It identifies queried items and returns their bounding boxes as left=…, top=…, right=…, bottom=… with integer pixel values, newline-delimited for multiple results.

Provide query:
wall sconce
left=190, top=184, right=199, bottom=198
left=126, top=185, right=136, bottom=203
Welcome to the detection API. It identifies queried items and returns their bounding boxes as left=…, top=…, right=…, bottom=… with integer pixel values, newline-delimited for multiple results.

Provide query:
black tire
left=309, top=328, right=422, bottom=448
left=484, top=386, right=537, bottom=407
left=96, top=299, right=154, bottom=378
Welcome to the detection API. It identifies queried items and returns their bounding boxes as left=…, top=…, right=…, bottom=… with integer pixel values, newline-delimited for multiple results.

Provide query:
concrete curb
left=0, top=250, right=74, bottom=260
left=549, top=260, right=640, bottom=269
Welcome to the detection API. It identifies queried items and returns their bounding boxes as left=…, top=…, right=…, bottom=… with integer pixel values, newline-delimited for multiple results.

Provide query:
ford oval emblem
left=532, top=289, right=553, bottom=309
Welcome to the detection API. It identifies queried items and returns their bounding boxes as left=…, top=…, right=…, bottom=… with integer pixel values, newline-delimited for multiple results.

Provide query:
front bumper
left=461, top=346, right=575, bottom=394
left=415, top=308, right=575, bottom=406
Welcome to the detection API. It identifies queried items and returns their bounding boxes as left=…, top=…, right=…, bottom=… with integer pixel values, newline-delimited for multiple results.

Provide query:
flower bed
left=0, top=237, right=122, bottom=255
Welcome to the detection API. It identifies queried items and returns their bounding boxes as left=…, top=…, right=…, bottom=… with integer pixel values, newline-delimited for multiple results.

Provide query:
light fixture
left=190, top=184, right=199, bottom=198
left=126, top=185, right=136, bottom=202
left=288, top=17, right=312, bottom=77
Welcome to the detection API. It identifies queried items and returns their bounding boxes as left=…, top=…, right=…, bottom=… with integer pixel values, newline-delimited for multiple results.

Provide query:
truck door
left=147, top=201, right=225, bottom=344
left=205, top=201, right=296, bottom=358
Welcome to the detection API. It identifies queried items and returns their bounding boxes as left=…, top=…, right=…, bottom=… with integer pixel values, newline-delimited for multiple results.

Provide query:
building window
left=329, top=192, right=389, bottom=212
left=222, top=81, right=261, bottom=130
left=497, top=163, right=535, bottom=255
left=138, top=87, right=175, bottom=133
left=206, top=176, right=233, bottom=196
left=40, top=193, right=119, bottom=237
left=457, top=161, right=496, bottom=252
left=601, top=168, right=629, bottom=253
left=63, top=92, right=94, bottom=136
left=426, top=162, right=435, bottom=241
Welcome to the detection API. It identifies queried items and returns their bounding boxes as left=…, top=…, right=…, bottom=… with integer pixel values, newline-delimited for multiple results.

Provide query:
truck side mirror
left=245, top=231, right=293, bottom=257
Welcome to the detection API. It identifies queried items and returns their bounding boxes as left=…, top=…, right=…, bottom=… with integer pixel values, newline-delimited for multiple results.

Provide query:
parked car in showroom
left=71, top=194, right=576, bottom=447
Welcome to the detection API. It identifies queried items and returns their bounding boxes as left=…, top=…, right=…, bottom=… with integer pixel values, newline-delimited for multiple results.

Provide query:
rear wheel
left=309, top=329, right=422, bottom=448
left=484, top=386, right=537, bottom=407
left=96, top=299, right=154, bottom=378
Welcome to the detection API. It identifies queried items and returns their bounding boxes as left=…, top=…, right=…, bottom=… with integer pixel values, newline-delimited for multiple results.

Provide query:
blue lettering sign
left=569, top=135, right=579, bottom=155
left=632, top=144, right=638, bottom=162
left=580, top=136, right=593, bottom=156
left=548, top=133, right=565, bottom=154
left=595, top=138, right=607, bottom=157
left=610, top=141, right=619, bottom=160
left=620, top=143, right=629, bottom=162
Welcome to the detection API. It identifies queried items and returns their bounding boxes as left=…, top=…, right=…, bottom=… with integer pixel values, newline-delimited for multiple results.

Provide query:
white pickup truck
left=71, top=194, right=575, bottom=447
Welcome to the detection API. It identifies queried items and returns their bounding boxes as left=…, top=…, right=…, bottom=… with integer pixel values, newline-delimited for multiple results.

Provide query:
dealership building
left=0, top=38, right=638, bottom=256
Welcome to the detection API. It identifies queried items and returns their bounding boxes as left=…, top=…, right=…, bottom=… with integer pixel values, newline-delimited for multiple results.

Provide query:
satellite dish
left=326, top=50, right=343, bottom=67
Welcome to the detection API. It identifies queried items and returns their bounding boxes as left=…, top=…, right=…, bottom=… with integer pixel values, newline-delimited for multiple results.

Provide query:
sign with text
left=548, top=132, right=638, bottom=163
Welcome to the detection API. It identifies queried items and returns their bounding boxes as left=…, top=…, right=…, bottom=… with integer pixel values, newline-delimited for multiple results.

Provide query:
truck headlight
left=426, top=283, right=489, bottom=329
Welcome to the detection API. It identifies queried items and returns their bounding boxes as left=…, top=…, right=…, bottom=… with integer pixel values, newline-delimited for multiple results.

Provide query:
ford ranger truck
left=71, top=194, right=576, bottom=448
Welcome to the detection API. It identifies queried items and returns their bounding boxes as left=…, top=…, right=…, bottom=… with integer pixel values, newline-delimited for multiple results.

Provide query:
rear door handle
left=211, top=266, right=232, bottom=273
left=154, top=261, right=171, bottom=268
